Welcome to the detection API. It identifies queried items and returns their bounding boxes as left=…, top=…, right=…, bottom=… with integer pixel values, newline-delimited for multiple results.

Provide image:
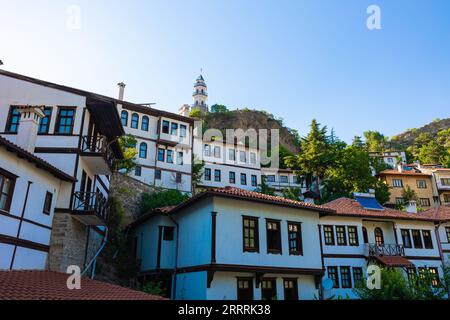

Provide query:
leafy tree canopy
left=140, top=189, right=189, bottom=215
left=210, top=104, right=230, bottom=113
left=116, top=134, right=138, bottom=173
left=363, top=130, right=390, bottom=153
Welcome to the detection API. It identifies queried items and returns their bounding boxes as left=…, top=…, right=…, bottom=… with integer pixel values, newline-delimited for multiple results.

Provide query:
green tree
left=210, top=104, right=229, bottom=113
left=116, top=134, right=138, bottom=173
left=256, top=175, right=276, bottom=196
left=140, top=189, right=189, bottom=215
left=321, top=145, right=390, bottom=204
left=281, top=187, right=303, bottom=201
left=285, top=119, right=333, bottom=193
left=189, top=109, right=203, bottom=118
left=99, top=197, right=139, bottom=281
left=417, top=140, right=446, bottom=165
left=354, top=267, right=447, bottom=300
left=192, top=156, right=205, bottom=194
left=401, top=185, right=418, bottom=203
left=138, top=281, right=166, bottom=297
left=352, top=136, right=364, bottom=148
left=363, top=131, right=389, bottom=153
left=354, top=268, right=414, bottom=300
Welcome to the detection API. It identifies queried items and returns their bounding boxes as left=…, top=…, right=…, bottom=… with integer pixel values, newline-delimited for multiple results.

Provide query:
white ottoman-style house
left=322, top=192, right=444, bottom=299
left=129, top=187, right=335, bottom=300
left=117, top=86, right=194, bottom=194
left=0, top=69, right=124, bottom=272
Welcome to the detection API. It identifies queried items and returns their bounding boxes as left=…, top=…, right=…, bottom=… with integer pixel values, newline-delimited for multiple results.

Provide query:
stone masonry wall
left=109, top=173, right=157, bottom=226
left=48, top=213, right=101, bottom=273
left=48, top=173, right=152, bottom=275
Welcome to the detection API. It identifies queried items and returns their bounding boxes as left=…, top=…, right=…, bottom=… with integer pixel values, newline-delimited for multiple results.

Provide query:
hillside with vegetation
left=390, top=118, right=450, bottom=166
left=391, top=118, right=450, bottom=149
left=191, top=105, right=301, bottom=155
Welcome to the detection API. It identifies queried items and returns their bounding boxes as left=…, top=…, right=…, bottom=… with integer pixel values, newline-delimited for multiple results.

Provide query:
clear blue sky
left=1, top=0, right=449, bottom=142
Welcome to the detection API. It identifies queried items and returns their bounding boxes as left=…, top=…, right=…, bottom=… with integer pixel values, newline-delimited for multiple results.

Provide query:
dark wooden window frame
left=163, top=226, right=175, bottom=241
left=327, top=266, right=339, bottom=288
left=242, top=216, right=259, bottom=253
left=266, top=218, right=282, bottom=255
left=347, top=226, right=359, bottom=246
left=131, top=113, right=139, bottom=129
left=340, top=266, right=352, bottom=289
left=352, top=267, right=363, bottom=287
left=121, top=110, right=128, bottom=127
left=141, top=116, right=149, bottom=131
left=38, top=106, right=53, bottom=134
left=335, top=226, right=347, bottom=246
left=411, top=229, right=423, bottom=249
left=251, top=174, right=257, bottom=187
left=401, top=229, right=412, bottom=248
left=416, top=179, right=427, bottom=189
left=55, top=106, right=77, bottom=135
left=287, top=221, right=303, bottom=255
left=139, top=142, right=147, bottom=159
left=5, top=106, right=21, bottom=133
left=42, top=191, right=53, bottom=215
left=446, top=227, right=450, bottom=243
left=261, top=278, right=277, bottom=300
left=214, top=169, right=221, bottom=182
left=229, top=171, right=236, bottom=184
left=162, top=120, right=170, bottom=134
left=236, top=277, right=254, bottom=300
left=204, top=168, right=211, bottom=181
left=374, top=227, right=384, bottom=245
left=323, top=225, right=335, bottom=246
left=421, top=230, right=433, bottom=249
left=428, top=267, right=439, bottom=288
left=241, top=173, right=247, bottom=185
left=180, top=124, right=187, bottom=138
left=283, top=278, right=299, bottom=300
left=0, top=168, right=17, bottom=213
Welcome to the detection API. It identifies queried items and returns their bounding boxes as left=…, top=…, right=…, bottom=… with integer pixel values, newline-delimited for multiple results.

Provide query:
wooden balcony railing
left=72, top=191, right=108, bottom=222
left=81, top=135, right=115, bottom=170
left=366, top=243, right=405, bottom=257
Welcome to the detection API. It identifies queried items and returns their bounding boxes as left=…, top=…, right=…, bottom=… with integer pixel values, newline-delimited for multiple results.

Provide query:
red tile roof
left=129, top=187, right=334, bottom=229
left=0, top=136, right=76, bottom=182
left=420, top=205, right=450, bottom=222
left=323, top=197, right=437, bottom=221
left=373, top=256, right=414, bottom=268
left=207, top=187, right=334, bottom=212
left=0, top=270, right=166, bottom=300
left=378, top=169, right=431, bottom=177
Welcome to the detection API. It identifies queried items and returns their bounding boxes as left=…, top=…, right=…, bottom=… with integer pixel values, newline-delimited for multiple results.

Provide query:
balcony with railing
left=436, top=181, right=450, bottom=191
left=365, top=243, right=405, bottom=257
left=72, top=192, right=108, bottom=226
left=80, top=135, right=115, bottom=174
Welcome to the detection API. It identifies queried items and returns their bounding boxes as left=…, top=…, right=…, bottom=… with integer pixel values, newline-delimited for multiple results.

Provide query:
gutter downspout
left=434, top=221, right=449, bottom=297
left=169, top=215, right=179, bottom=300
left=81, top=227, right=108, bottom=279
left=317, top=224, right=325, bottom=300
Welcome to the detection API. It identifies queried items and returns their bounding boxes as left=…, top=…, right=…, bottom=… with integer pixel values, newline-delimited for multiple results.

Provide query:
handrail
left=73, top=191, right=108, bottom=221
left=81, top=135, right=115, bottom=170
left=366, top=243, right=405, bottom=257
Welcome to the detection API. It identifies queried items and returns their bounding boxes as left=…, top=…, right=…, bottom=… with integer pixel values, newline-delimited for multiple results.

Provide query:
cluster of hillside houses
left=1, top=69, right=450, bottom=300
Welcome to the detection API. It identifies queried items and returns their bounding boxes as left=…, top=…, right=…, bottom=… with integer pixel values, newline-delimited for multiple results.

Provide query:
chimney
left=397, top=164, right=403, bottom=173
left=179, top=104, right=191, bottom=117
left=16, top=106, right=45, bottom=153
left=405, top=200, right=417, bottom=214
left=117, top=82, right=126, bottom=101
